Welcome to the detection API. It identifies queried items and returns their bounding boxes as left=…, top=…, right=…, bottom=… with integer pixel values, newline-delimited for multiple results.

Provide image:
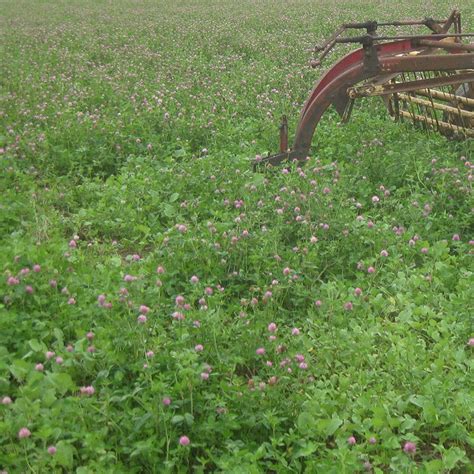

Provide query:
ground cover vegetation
left=1, top=0, right=473, bottom=472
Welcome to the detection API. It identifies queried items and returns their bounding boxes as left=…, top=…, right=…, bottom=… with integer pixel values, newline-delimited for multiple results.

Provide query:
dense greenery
left=1, top=1, right=473, bottom=472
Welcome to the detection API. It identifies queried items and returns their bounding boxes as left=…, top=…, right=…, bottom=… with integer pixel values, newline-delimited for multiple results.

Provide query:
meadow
left=1, top=0, right=473, bottom=472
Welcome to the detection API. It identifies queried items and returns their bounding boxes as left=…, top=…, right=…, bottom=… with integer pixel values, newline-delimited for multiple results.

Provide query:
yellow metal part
left=415, top=88, right=474, bottom=107
left=397, top=93, right=474, bottom=120
left=397, top=109, right=474, bottom=137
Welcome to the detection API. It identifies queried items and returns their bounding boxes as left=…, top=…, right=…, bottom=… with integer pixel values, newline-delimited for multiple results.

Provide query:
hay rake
left=256, top=9, right=473, bottom=167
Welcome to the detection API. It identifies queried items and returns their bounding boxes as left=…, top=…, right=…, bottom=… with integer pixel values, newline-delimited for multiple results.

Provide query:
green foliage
left=1, top=0, right=473, bottom=472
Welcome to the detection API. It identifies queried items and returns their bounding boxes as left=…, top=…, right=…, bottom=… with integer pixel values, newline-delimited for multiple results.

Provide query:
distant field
left=1, top=1, right=473, bottom=472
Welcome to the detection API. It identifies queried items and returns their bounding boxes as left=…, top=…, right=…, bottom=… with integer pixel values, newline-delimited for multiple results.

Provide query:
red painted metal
left=255, top=10, right=473, bottom=167
left=293, top=49, right=473, bottom=160
left=300, top=49, right=364, bottom=119
left=294, top=62, right=368, bottom=160
left=299, top=39, right=415, bottom=123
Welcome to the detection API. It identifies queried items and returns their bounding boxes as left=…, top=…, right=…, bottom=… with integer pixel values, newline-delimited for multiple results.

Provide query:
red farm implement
left=255, top=9, right=473, bottom=167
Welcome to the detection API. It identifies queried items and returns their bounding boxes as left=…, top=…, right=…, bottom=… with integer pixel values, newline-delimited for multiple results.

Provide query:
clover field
left=1, top=0, right=473, bottom=472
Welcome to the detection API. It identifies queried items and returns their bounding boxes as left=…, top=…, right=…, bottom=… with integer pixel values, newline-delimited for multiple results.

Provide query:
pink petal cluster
left=1, top=396, right=12, bottom=405
left=403, top=441, right=416, bottom=454
left=267, top=322, right=277, bottom=333
left=18, top=427, right=31, bottom=439
left=80, top=386, right=95, bottom=396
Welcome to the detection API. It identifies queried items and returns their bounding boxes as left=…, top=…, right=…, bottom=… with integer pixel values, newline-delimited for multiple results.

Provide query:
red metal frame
left=255, top=10, right=473, bottom=167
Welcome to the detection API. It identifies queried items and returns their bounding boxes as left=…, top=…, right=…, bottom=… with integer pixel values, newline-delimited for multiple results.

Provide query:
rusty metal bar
left=398, top=93, right=474, bottom=119
left=279, top=116, right=288, bottom=152
left=335, top=19, right=449, bottom=32
left=380, top=54, right=474, bottom=73
left=417, top=39, right=474, bottom=51
left=397, top=109, right=473, bottom=136
left=426, top=18, right=443, bottom=34
left=312, top=14, right=454, bottom=62
left=415, top=88, right=474, bottom=107
left=454, top=12, right=462, bottom=37
left=313, top=25, right=346, bottom=65
left=341, top=98, right=355, bottom=123
left=348, top=72, right=474, bottom=98
left=335, top=33, right=474, bottom=44
left=441, top=9, right=460, bottom=34
left=314, top=26, right=345, bottom=52
left=375, top=19, right=446, bottom=27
